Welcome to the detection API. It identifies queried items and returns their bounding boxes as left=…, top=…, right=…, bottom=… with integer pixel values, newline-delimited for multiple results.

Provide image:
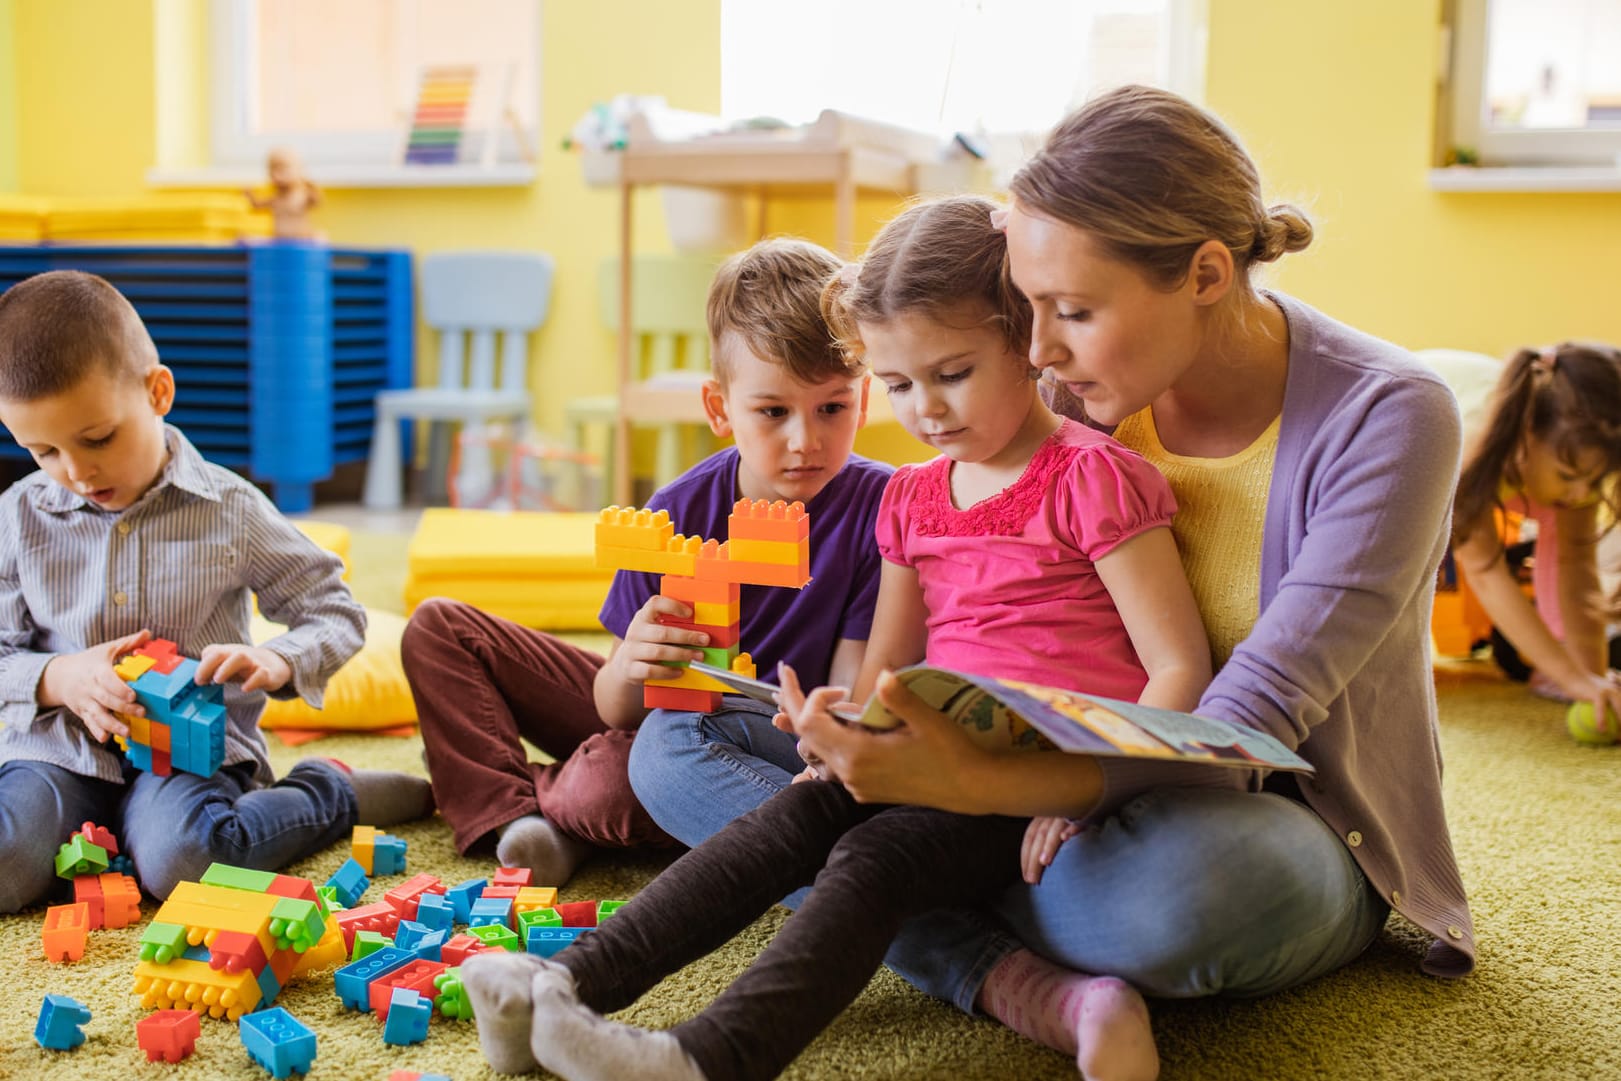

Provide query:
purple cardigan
left=1059, top=292, right=1475, bottom=979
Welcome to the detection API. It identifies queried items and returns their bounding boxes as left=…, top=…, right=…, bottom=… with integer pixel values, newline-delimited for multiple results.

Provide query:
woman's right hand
left=610, top=595, right=708, bottom=685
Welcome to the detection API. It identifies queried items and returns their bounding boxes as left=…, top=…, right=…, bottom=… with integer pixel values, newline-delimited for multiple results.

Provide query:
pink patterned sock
left=978, top=949, right=1160, bottom=1081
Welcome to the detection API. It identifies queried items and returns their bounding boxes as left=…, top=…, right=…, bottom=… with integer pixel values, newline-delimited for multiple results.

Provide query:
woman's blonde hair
left=1454, top=342, right=1621, bottom=552
left=822, top=194, right=1030, bottom=363
left=1009, top=84, right=1312, bottom=296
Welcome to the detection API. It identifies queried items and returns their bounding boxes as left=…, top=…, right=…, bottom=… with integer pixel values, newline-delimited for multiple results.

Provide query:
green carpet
left=3, top=530, right=1618, bottom=1079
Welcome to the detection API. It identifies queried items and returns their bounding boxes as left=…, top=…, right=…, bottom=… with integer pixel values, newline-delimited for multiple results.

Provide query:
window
left=721, top=0, right=1205, bottom=151
left=209, top=0, right=539, bottom=175
left=1445, top=0, right=1621, bottom=167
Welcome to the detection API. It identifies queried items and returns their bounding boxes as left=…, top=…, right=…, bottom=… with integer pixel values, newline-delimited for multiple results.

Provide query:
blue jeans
left=630, top=707, right=1390, bottom=1013
left=0, top=757, right=357, bottom=913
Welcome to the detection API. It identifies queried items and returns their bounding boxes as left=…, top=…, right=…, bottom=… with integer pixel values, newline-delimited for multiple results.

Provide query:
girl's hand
left=1575, top=671, right=1621, bottom=737
left=611, top=595, right=708, bottom=685
left=38, top=629, right=154, bottom=743
left=195, top=644, right=293, bottom=693
left=1021, top=816, right=1081, bottom=885
left=779, top=665, right=986, bottom=811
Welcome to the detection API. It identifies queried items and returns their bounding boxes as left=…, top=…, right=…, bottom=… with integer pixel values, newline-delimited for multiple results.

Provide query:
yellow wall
left=1206, top=0, right=1621, bottom=358
left=5, top=0, right=1620, bottom=476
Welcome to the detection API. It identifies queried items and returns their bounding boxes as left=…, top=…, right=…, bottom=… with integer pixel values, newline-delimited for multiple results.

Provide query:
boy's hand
left=38, top=628, right=154, bottom=743
left=195, top=644, right=293, bottom=692
left=1021, top=816, right=1080, bottom=885
left=612, top=595, right=709, bottom=685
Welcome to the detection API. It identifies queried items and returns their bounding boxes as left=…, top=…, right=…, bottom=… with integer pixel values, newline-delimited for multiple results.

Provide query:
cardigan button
left=1447, top=925, right=1464, bottom=940
left=1346, top=830, right=1362, bottom=848
left=1390, top=889, right=1402, bottom=906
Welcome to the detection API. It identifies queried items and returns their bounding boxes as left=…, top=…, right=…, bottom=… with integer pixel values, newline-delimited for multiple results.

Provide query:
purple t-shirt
left=598, top=448, right=894, bottom=687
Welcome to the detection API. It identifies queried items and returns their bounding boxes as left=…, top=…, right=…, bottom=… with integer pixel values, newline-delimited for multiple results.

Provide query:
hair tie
left=837, top=263, right=862, bottom=288
left=1532, top=346, right=1558, bottom=374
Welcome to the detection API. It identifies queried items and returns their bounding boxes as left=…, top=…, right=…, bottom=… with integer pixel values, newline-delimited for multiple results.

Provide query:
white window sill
left=148, top=163, right=536, bottom=190
left=1429, top=166, right=1621, bottom=192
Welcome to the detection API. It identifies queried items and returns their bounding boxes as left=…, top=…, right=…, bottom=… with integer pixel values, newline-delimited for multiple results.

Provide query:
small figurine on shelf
left=244, top=147, right=324, bottom=241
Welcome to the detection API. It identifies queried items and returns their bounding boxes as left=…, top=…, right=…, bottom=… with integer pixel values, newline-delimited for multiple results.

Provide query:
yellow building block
left=596, top=535, right=701, bottom=577
left=727, top=537, right=806, bottom=566
left=691, top=599, right=739, bottom=626
left=648, top=651, right=756, bottom=692
left=514, top=886, right=560, bottom=912
left=132, top=956, right=262, bottom=1019
left=353, top=825, right=376, bottom=875
left=594, top=507, right=675, bottom=550
left=114, top=653, right=156, bottom=681
left=291, top=918, right=348, bottom=976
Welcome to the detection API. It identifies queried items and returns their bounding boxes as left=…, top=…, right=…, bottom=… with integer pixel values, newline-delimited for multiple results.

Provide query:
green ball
left=1566, top=701, right=1621, bottom=746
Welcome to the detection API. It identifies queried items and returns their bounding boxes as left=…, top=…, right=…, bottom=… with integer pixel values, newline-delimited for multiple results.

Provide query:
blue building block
left=468, top=895, right=513, bottom=929
left=381, top=988, right=432, bottom=1046
left=334, top=945, right=417, bottom=1012
left=394, top=920, right=432, bottom=952
left=372, top=835, right=408, bottom=876
left=124, top=655, right=227, bottom=778
left=324, top=857, right=369, bottom=908
left=445, top=877, right=486, bottom=924
left=239, top=1007, right=317, bottom=1078
left=525, top=926, right=590, bottom=958
left=414, top=891, right=454, bottom=932
left=35, top=994, right=92, bottom=1050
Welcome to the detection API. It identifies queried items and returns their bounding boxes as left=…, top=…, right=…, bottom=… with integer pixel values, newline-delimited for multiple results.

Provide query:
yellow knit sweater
left=1113, top=408, right=1279, bottom=669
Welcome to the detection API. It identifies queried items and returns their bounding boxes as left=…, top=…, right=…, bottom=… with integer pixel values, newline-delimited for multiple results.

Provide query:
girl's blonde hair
left=1009, top=84, right=1312, bottom=297
left=822, top=194, right=1030, bottom=363
left=1454, top=342, right=1621, bottom=550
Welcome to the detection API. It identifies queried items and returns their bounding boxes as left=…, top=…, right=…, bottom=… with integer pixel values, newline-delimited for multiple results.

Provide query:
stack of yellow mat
left=404, top=508, right=614, bottom=630
left=43, top=193, right=271, bottom=243
left=0, top=195, right=49, bottom=241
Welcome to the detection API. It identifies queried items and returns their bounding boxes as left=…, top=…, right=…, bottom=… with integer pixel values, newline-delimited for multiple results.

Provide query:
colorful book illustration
left=689, top=662, right=1314, bottom=774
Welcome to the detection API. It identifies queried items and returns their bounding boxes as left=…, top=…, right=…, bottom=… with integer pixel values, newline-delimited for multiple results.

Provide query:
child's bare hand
left=38, top=629, right=153, bottom=743
left=775, top=665, right=856, bottom=781
left=614, top=595, right=708, bottom=684
left=195, top=644, right=293, bottom=692
left=1021, top=816, right=1080, bottom=885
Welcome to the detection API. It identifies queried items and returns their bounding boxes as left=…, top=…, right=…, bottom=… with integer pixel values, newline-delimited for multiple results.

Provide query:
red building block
left=72, top=875, right=104, bottom=929
left=369, top=958, right=449, bottom=1017
left=555, top=900, right=599, bottom=928
left=137, top=1009, right=201, bottom=1063
left=441, top=933, right=497, bottom=966
left=384, top=873, right=446, bottom=921
left=336, top=901, right=401, bottom=952
left=644, top=684, right=722, bottom=712
left=491, top=867, right=532, bottom=888
left=209, top=928, right=270, bottom=975
left=76, top=821, right=119, bottom=856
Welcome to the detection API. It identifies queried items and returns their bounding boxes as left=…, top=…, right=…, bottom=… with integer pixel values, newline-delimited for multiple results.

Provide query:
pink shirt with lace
left=874, top=418, right=1177, bottom=703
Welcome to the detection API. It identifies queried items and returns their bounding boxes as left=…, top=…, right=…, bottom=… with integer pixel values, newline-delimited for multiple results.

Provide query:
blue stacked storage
left=0, top=244, right=413, bottom=512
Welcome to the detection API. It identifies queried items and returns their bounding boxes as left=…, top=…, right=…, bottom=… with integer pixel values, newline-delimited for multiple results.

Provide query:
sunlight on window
left=721, top=0, right=1192, bottom=138
left=1483, top=0, right=1621, bottom=131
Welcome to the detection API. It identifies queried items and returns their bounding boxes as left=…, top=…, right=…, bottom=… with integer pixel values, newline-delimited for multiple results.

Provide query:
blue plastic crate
left=0, top=243, right=413, bottom=512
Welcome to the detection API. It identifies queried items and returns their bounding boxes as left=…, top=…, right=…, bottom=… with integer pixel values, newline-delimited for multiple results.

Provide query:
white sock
left=528, top=965, right=708, bottom=1081
left=462, top=950, right=563, bottom=1074
left=496, top=814, right=592, bottom=886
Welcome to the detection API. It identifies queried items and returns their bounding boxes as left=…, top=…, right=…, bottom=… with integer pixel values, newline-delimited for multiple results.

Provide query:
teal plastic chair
left=565, top=254, right=718, bottom=502
left=364, top=250, right=555, bottom=508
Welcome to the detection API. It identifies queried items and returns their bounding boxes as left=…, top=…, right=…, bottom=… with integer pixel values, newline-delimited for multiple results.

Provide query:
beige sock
left=496, top=813, right=592, bottom=886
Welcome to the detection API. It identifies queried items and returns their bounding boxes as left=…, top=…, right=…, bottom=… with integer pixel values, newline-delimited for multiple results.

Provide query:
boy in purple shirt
left=403, top=238, right=892, bottom=886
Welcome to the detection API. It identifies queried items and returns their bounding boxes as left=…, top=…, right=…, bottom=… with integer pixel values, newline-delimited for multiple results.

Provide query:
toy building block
left=414, top=891, right=454, bottom=932
left=594, top=506, right=675, bottom=550
left=727, top=498, right=809, bottom=542
left=97, top=871, right=142, bottom=929
left=137, top=1008, right=201, bottom=1063
left=392, top=1072, right=456, bottom=1081
left=76, top=820, right=119, bottom=855
left=352, top=825, right=376, bottom=874
left=290, top=918, right=349, bottom=976
left=480, top=882, right=521, bottom=900
left=445, top=877, right=487, bottom=923
left=335, top=901, right=402, bottom=953
left=597, top=899, right=627, bottom=921
left=694, top=544, right=810, bottom=589
left=555, top=899, right=600, bottom=928
left=517, top=906, right=563, bottom=935
left=384, top=872, right=446, bottom=920
left=382, top=988, right=432, bottom=1045
left=113, top=640, right=227, bottom=778
left=133, top=954, right=263, bottom=1019
left=441, top=932, right=497, bottom=965
left=55, top=834, right=109, bottom=879
left=240, top=1006, right=317, bottom=1078
left=374, top=834, right=408, bottom=875
left=644, top=684, right=722, bottom=712
left=433, top=967, right=474, bottom=1021
left=512, top=884, right=559, bottom=912
left=467, top=923, right=522, bottom=951
left=210, top=928, right=271, bottom=974
left=369, top=957, right=448, bottom=1016
left=491, top=865, right=533, bottom=888
left=202, top=863, right=278, bottom=893
left=35, top=994, right=92, bottom=1050
left=351, top=929, right=389, bottom=961
left=42, top=902, right=91, bottom=962
left=325, top=856, right=370, bottom=907
left=658, top=613, right=742, bottom=648
left=409, top=927, right=449, bottom=961
left=598, top=533, right=703, bottom=577
left=72, top=874, right=103, bottom=928
left=334, top=944, right=417, bottom=1011
left=469, top=895, right=515, bottom=929
left=659, top=573, right=741, bottom=607
left=525, top=925, right=589, bottom=958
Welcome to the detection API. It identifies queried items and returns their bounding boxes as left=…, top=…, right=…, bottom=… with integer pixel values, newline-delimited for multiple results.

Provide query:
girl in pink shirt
left=459, top=195, right=1208, bottom=1081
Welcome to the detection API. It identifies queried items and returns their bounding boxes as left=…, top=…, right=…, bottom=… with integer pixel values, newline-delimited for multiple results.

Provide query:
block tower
left=112, top=638, right=227, bottom=778
left=595, top=499, right=811, bottom=711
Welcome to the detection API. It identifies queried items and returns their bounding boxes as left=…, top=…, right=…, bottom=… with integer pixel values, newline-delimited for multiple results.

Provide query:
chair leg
left=363, top=409, right=404, bottom=509
left=655, top=424, right=681, bottom=493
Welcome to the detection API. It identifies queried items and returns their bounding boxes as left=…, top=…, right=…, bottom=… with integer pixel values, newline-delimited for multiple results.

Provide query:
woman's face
left=1005, top=202, right=1203, bottom=427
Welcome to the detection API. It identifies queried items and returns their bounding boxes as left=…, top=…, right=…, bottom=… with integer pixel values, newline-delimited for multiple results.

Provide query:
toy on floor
left=1566, top=701, right=1621, bottom=746
left=34, top=994, right=92, bottom=1050
left=352, top=825, right=408, bottom=875
left=42, top=902, right=91, bottom=962
left=137, top=1008, right=201, bottom=1063
left=594, top=499, right=811, bottom=711
left=239, top=1005, right=317, bottom=1078
left=111, top=638, right=227, bottom=778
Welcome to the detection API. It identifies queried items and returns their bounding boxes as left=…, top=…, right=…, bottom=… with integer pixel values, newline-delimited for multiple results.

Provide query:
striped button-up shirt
left=0, top=425, right=364, bottom=784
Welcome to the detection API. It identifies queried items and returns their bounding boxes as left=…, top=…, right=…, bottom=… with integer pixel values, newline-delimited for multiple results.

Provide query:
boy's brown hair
left=0, top=270, right=157, bottom=400
left=705, top=238, right=862, bottom=385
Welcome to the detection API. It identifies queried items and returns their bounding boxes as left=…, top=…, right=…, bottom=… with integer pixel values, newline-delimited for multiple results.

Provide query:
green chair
left=566, top=254, right=719, bottom=500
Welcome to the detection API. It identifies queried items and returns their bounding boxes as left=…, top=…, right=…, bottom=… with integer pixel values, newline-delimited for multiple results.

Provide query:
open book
left=689, top=662, right=1313, bottom=774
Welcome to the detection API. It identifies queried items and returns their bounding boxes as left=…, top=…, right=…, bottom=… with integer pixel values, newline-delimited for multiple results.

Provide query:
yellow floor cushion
left=252, top=607, right=417, bottom=731
left=404, top=508, right=613, bottom=630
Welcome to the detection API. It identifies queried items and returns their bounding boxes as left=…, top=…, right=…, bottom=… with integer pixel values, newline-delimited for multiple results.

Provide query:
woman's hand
left=1021, top=816, right=1081, bottom=885
left=777, top=664, right=987, bottom=812
left=1571, top=670, right=1621, bottom=736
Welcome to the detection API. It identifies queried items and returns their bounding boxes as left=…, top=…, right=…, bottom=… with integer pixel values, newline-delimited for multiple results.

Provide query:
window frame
left=1446, top=0, right=1621, bottom=168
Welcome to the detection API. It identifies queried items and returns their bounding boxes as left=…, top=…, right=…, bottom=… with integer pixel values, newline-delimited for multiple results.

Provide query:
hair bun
left=1251, top=204, right=1314, bottom=263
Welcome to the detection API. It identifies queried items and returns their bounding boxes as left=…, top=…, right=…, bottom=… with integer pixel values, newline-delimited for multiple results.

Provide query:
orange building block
left=98, top=872, right=142, bottom=929
left=43, top=902, right=91, bottom=962
left=727, top=498, right=809, bottom=542
left=659, top=573, right=740, bottom=607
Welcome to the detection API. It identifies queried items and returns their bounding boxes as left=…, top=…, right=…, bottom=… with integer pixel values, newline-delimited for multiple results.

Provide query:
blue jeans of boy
left=0, top=757, right=356, bottom=913
left=628, top=703, right=1390, bottom=1013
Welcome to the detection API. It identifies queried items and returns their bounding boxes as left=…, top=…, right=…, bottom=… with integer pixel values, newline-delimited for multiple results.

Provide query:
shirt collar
left=28, top=424, right=223, bottom=514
